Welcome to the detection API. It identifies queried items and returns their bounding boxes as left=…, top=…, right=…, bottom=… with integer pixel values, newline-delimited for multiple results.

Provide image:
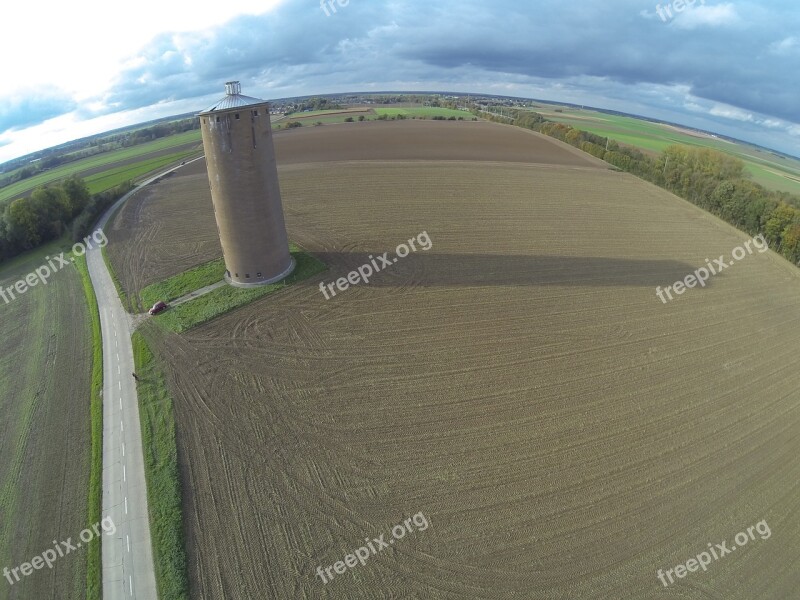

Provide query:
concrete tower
left=198, top=81, right=294, bottom=287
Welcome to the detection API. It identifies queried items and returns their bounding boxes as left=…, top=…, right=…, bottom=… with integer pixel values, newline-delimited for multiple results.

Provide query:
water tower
left=198, top=81, right=294, bottom=287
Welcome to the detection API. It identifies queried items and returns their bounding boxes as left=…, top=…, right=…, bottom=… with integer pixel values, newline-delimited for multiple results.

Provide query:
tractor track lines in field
left=106, top=123, right=800, bottom=598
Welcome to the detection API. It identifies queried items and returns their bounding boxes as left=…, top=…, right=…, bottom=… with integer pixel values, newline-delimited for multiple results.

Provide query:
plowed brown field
left=110, top=121, right=800, bottom=599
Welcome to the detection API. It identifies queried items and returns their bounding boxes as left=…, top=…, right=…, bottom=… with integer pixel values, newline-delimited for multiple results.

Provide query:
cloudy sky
left=1, top=0, right=799, bottom=163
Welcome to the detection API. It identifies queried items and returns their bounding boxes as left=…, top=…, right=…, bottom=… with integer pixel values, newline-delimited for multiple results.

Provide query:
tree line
left=0, top=177, right=133, bottom=263
left=480, top=109, right=800, bottom=266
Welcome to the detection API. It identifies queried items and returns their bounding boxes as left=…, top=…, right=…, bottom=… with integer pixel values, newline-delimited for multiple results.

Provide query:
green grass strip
left=143, top=245, right=327, bottom=333
left=132, top=331, right=189, bottom=600
left=373, top=107, right=471, bottom=118
left=73, top=255, right=103, bottom=600
left=84, top=150, right=200, bottom=195
left=140, top=257, right=227, bottom=309
left=101, top=245, right=131, bottom=312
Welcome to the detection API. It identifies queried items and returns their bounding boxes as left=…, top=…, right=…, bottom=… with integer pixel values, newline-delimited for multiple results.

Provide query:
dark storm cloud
left=95, top=0, right=800, bottom=126
left=389, top=0, right=800, bottom=123
left=100, top=2, right=387, bottom=112
left=4, top=0, right=799, bottom=161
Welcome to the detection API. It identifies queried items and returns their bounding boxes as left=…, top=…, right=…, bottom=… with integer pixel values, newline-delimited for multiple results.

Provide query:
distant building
left=198, top=81, right=294, bottom=287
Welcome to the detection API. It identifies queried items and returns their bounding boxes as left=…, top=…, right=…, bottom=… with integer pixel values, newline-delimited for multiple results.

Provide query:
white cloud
left=769, top=36, right=800, bottom=55
left=0, top=0, right=287, bottom=100
left=673, top=3, right=740, bottom=29
left=709, top=103, right=754, bottom=122
left=0, top=97, right=202, bottom=162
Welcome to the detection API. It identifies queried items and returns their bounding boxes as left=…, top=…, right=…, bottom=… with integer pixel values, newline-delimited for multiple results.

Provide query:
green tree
left=6, top=196, right=44, bottom=249
left=781, top=223, right=800, bottom=264
left=62, top=176, right=91, bottom=216
left=764, top=203, right=799, bottom=249
left=30, top=186, right=70, bottom=239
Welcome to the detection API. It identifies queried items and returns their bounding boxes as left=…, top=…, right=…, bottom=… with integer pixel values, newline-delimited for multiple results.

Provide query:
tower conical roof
left=199, top=81, right=268, bottom=114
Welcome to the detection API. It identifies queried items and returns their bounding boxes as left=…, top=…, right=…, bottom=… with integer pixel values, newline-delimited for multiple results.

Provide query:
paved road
left=87, top=157, right=203, bottom=599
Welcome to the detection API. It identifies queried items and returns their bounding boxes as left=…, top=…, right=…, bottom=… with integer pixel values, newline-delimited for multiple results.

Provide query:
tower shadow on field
left=312, top=251, right=706, bottom=288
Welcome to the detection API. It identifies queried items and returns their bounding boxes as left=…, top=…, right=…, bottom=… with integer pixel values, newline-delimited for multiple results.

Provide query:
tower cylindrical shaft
left=199, top=84, right=294, bottom=287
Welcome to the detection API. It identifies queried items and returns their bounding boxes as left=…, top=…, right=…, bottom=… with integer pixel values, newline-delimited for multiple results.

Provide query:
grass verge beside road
left=140, top=245, right=327, bottom=333
left=132, top=331, right=189, bottom=600
left=73, top=255, right=104, bottom=600
left=140, top=257, right=227, bottom=309
left=101, top=245, right=131, bottom=312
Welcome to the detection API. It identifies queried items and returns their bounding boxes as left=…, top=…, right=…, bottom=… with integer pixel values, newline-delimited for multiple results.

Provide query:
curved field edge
left=101, top=123, right=800, bottom=597
left=74, top=255, right=104, bottom=600
left=132, top=330, right=189, bottom=600
left=494, top=112, right=800, bottom=266
left=160, top=161, right=800, bottom=598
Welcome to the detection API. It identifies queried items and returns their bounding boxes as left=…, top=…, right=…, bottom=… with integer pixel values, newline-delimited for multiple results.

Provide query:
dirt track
left=112, top=121, right=800, bottom=599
